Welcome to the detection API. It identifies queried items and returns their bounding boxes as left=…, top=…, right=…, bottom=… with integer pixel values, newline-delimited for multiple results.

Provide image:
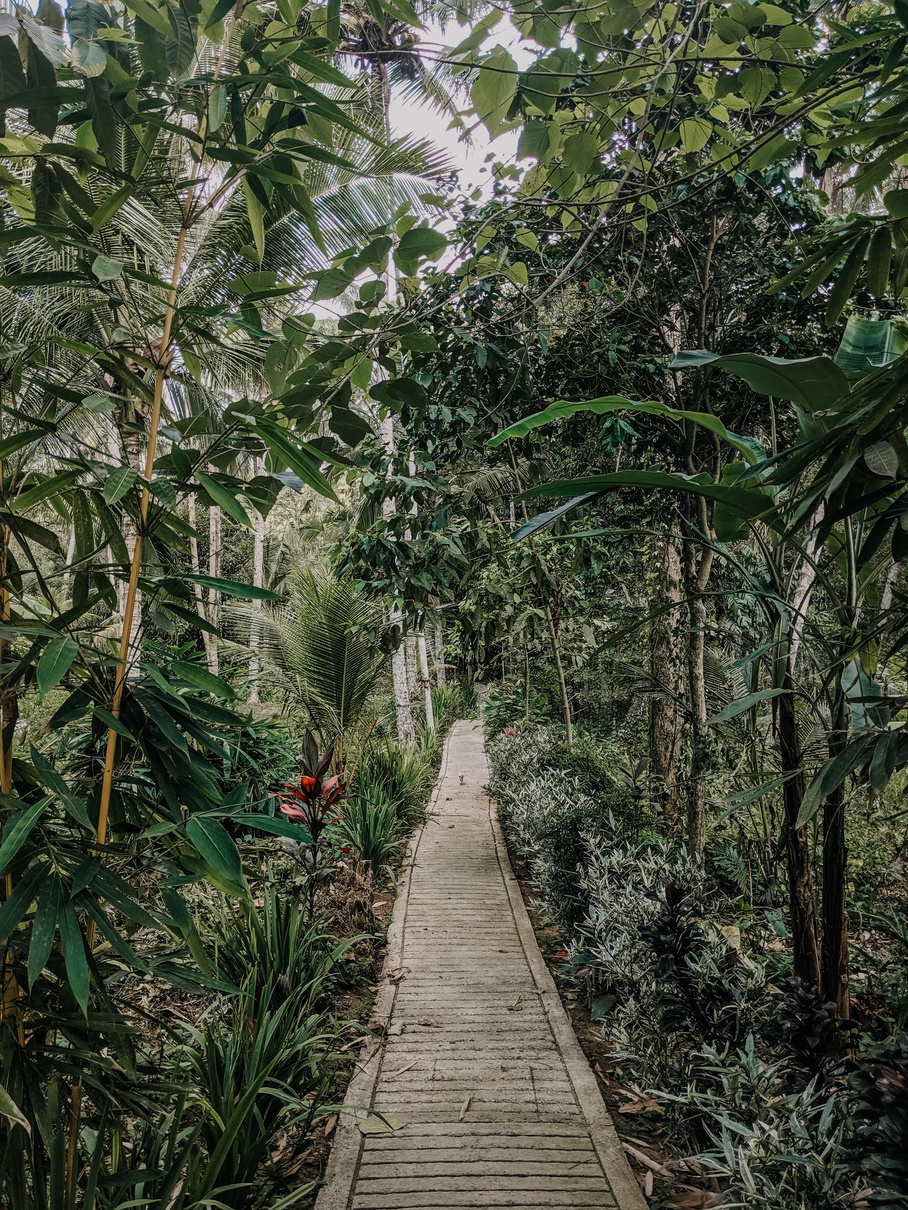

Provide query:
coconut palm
left=229, top=567, right=388, bottom=758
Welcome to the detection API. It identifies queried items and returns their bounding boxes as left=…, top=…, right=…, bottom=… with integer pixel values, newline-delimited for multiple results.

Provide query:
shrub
left=848, top=1033, right=908, bottom=1209
left=338, top=790, right=405, bottom=872
left=354, top=737, right=434, bottom=827
left=688, top=1047, right=863, bottom=1208
left=483, top=680, right=552, bottom=734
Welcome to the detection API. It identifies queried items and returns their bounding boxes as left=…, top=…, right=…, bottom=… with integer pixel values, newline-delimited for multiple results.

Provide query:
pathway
left=317, top=720, right=646, bottom=1210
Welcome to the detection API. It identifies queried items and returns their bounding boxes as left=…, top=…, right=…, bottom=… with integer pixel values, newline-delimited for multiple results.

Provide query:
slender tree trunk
left=418, top=633, right=435, bottom=732
left=543, top=596, right=572, bottom=745
left=432, top=623, right=446, bottom=687
left=524, top=644, right=531, bottom=721
left=682, top=532, right=714, bottom=857
left=188, top=493, right=216, bottom=675
left=207, top=497, right=221, bottom=676
left=119, top=424, right=144, bottom=671
left=649, top=528, right=684, bottom=827
left=777, top=650, right=821, bottom=989
left=380, top=415, right=416, bottom=744
left=249, top=482, right=265, bottom=705
left=822, top=680, right=851, bottom=1016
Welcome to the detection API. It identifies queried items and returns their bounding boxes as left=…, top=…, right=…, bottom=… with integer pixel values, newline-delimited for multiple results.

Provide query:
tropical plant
left=235, top=569, right=389, bottom=753
left=337, top=791, right=404, bottom=872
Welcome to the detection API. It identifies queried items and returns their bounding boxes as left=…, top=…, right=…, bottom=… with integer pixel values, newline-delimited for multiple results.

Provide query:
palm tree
left=228, top=566, right=388, bottom=761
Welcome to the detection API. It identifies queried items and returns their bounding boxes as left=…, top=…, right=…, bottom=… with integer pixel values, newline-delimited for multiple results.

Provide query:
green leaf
left=103, top=467, right=137, bottom=504
left=864, top=440, right=899, bottom=479
left=707, top=688, right=786, bottom=725
left=196, top=472, right=252, bottom=527
left=311, top=265, right=355, bottom=301
left=243, top=177, right=265, bottom=262
left=826, top=234, right=871, bottom=327
left=185, top=817, right=247, bottom=897
left=0, top=1087, right=30, bottom=1137
left=0, top=798, right=51, bottom=874
left=670, top=350, right=848, bottom=410
left=36, top=635, right=78, bottom=698
left=255, top=420, right=339, bottom=501
left=395, top=226, right=448, bottom=271
left=171, top=660, right=237, bottom=698
left=208, top=84, right=226, bottom=132
left=471, top=45, right=517, bottom=134
left=680, top=117, right=711, bottom=154
left=240, top=813, right=313, bottom=844
left=562, top=130, right=598, bottom=174
left=91, top=253, right=124, bottom=282
left=59, top=906, right=90, bottom=1014
left=28, top=876, right=60, bottom=989
left=90, top=184, right=133, bottom=232
left=866, top=226, right=893, bottom=299
left=884, top=189, right=908, bottom=219
left=183, top=574, right=280, bottom=601
left=0, top=430, right=46, bottom=460
left=512, top=492, right=602, bottom=540
left=796, top=737, right=872, bottom=828
left=70, top=37, right=107, bottom=77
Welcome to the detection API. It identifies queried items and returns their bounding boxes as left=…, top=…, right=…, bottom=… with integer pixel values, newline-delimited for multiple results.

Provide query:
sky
left=386, top=19, right=533, bottom=197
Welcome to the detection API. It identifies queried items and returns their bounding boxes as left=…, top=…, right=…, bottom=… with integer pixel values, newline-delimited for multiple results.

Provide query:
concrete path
left=317, top=720, right=646, bottom=1210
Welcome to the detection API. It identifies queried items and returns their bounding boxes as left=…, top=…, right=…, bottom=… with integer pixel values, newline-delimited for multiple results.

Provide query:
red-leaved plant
left=273, top=732, right=344, bottom=846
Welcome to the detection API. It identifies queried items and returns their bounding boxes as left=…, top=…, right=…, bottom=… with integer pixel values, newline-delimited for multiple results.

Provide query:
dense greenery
left=3, top=0, right=908, bottom=1202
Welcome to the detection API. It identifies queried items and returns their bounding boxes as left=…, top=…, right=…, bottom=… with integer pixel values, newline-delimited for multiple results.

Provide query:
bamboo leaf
left=59, top=906, right=90, bottom=1014
left=0, top=798, right=51, bottom=874
left=36, top=635, right=78, bottom=698
left=707, top=688, right=786, bottom=725
left=171, top=660, right=237, bottom=698
left=0, top=1088, right=30, bottom=1137
left=28, top=876, right=60, bottom=989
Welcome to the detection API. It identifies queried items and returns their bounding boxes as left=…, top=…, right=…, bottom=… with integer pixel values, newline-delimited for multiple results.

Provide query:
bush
left=353, top=737, right=434, bottom=827
left=483, top=680, right=551, bottom=734
left=338, top=789, right=406, bottom=872
left=848, top=1034, right=908, bottom=1209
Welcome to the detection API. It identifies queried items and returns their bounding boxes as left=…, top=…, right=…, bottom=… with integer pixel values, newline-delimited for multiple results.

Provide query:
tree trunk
left=249, top=464, right=265, bottom=705
left=649, top=528, right=685, bottom=828
left=543, top=597, right=572, bottom=745
left=682, top=533, right=714, bottom=857
left=822, top=681, right=851, bottom=1016
left=380, top=416, right=416, bottom=744
left=777, top=652, right=821, bottom=988
left=188, top=492, right=217, bottom=676
left=119, top=424, right=144, bottom=671
left=418, top=632, right=435, bottom=733
left=432, top=623, right=446, bottom=687
left=207, top=497, right=221, bottom=676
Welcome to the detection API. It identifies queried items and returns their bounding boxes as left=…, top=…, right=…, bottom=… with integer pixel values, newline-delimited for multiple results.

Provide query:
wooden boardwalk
left=316, top=720, right=646, bottom=1210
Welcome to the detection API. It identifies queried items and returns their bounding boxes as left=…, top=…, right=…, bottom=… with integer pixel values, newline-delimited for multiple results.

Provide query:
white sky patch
left=388, top=18, right=535, bottom=196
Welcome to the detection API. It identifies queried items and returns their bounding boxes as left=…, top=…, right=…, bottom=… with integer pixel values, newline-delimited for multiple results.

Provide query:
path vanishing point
left=316, top=719, right=647, bottom=1210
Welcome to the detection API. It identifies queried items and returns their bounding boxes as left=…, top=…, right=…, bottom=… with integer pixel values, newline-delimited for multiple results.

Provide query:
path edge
left=313, top=730, right=453, bottom=1210
left=490, top=798, right=649, bottom=1210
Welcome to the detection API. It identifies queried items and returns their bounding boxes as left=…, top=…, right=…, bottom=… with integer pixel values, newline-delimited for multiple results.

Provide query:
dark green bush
left=537, top=805, right=606, bottom=932
left=545, top=740, right=639, bottom=835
